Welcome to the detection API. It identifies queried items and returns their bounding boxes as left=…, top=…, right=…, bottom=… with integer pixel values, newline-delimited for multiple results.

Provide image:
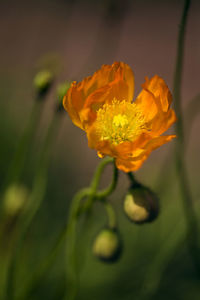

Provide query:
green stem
left=64, top=188, right=91, bottom=300
left=185, top=93, right=200, bottom=142
left=17, top=226, right=67, bottom=300
left=18, top=188, right=90, bottom=300
left=90, top=157, right=115, bottom=193
left=127, top=172, right=141, bottom=188
left=2, top=98, right=43, bottom=192
left=4, top=113, right=62, bottom=300
left=18, top=158, right=118, bottom=300
left=96, top=161, right=118, bottom=199
left=140, top=220, right=186, bottom=300
left=102, top=200, right=117, bottom=229
left=82, top=157, right=114, bottom=212
left=173, top=0, right=200, bottom=274
left=64, top=157, right=117, bottom=300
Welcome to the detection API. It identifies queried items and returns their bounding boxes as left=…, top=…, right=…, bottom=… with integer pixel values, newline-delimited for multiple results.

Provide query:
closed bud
left=34, top=70, right=53, bottom=96
left=93, top=228, right=122, bottom=263
left=55, top=81, right=71, bottom=112
left=3, top=184, right=29, bottom=216
left=124, top=187, right=159, bottom=224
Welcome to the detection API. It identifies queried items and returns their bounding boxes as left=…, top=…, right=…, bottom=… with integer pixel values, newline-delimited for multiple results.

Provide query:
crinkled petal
left=135, top=88, right=158, bottom=122
left=63, top=62, right=134, bottom=130
left=135, top=75, right=173, bottom=124
left=151, top=109, right=177, bottom=136
left=142, top=75, right=172, bottom=112
left=115, top=135, right=176, bottom=172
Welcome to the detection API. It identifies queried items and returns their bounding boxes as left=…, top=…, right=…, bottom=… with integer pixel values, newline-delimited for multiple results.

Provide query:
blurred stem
left=2, top=97, right=43, bottom=193
left=140, top=220, right=186, bottom=300
left=64, top=157, right=118, bottom=300
left=155, top=94, right=200, bottom=193
left=155, top=92, right=200, bottom=194
left=96, top=162, right=118, bottom=199
left=102, top=199, right=117, bottom=229
left=173, top=0, right=200, bottom=274
left=4, top=111, right=62, bottom=300
left=17, top=158, right=118, bottom=300
left=64, top=188, right=90, bottom=300
left=81, top=157, right=115, bottom=212
left=17, top=188, right=90, bottom=300
left=185, top=93, right=200, bottom=142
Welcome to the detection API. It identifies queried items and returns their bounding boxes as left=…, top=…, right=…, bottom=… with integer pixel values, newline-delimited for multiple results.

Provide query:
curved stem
left=18, top=158, right=118, bottom=300
left=102, top=200, right=117, bottom=229
left=64, top=187, right=94, bottom=300
left=82, top=157, right=114, bottom=212
left=127, top=172, right=141, bottom=188
left=90, top=157, right=114, bottom=192
left=64, top=157, right=118, bottom=300
left=17, top=188, right=90, bottom=300
left=96, top=162, right=118, bottom=199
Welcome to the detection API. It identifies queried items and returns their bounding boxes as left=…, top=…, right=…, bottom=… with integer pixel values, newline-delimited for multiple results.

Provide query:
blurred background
left=0, top=0, right=200, bottom=299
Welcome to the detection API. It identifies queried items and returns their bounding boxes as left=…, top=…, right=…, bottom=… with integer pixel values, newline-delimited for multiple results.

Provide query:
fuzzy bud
left=55, top=81, right=71, bottom=112
left=93, top=228, right=121, bottom=263
left=34, top=70, right=53, bottom=96
left=124, top=187, right=159, bottom=224
left=3, top=184, right=29, bottom=216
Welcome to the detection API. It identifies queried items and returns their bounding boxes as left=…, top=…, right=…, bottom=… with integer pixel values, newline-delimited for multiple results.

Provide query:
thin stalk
left=173, top=0, right=200, bottom=274
left=127, top=172, right=141, bottom=188
left=96, top=162, right=118, bottom=199
left=64, top=158, right=118, bottom=300
left=17, top=159, right=118, bottom=300
left=1, top=99, right=43, bottom=195
left=64, top=188, right=91, bottom=300
left=102, top=200, right=117, bottom=229
left=4, top=113, right=62, bottom=300
left=140, top=220, right=186, bottom=300
left=82, top=157, right=114, bottom=212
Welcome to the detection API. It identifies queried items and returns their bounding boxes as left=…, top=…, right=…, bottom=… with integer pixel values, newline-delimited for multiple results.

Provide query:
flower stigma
left=96, top=98, right=148, bottom=145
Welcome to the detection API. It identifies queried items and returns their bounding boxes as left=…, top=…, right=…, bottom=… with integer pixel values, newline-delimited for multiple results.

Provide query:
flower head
left=63, top=62, right=176, bottom=172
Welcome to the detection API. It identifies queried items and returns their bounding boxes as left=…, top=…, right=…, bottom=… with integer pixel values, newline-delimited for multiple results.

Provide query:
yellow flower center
left=112, top=114, right=129, bottom=127
left=96, top=99, right=148, bottom=145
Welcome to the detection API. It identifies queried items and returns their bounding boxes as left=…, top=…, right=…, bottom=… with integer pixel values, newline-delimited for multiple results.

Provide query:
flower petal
left=151, top=108, right=177, bottom=136
left=135, top=88, right=158, bottom=122
left=63, top=62, right=134, bottom=131
left=135, top=75, right=173, bottom=124
left=115, top=135, right=176, bottom=172
left=142, top=75, right=172, bottom=112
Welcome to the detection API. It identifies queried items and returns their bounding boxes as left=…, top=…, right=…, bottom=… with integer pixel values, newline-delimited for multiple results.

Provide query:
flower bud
left=34, top=70, right=53, bottom=97
left=55, top=81, right=71, bottom=112
left=93, top=228, right=122, bottom=262
left=3, top=184, right=29, bottom=217
left=124, top=187, right=159, bottom=224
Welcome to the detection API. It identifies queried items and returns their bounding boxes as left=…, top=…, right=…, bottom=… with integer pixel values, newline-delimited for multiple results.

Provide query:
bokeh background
left=0, top=0, right=200, bottom=299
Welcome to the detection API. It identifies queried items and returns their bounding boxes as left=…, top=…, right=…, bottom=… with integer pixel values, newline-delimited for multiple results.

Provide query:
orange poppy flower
left=63, top=62, right=176, bottom=172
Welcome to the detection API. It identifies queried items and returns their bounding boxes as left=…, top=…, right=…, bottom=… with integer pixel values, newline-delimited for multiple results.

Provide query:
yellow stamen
left=96, top=99, right=148, bottom=145
left=113, top=114, right=129, bottom=127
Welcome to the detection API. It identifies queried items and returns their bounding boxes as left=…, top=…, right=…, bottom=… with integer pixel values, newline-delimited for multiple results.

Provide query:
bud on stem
left=34, top=70, right=53, bottom=97
left=124, top=187, right=159, bottom=224
left=93, top=228, right=122, bottom=262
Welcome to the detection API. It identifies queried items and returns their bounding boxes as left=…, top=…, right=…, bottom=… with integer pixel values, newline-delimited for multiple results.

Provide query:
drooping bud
left=34, top=70, right=53, bottom=97
left=124, top=187, right=159, bottom=224
left=55, top=81, right=71, bottom=112
left=3, top=184, right=29, bottom=217
left=92, top=228, right=122, bottom=263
